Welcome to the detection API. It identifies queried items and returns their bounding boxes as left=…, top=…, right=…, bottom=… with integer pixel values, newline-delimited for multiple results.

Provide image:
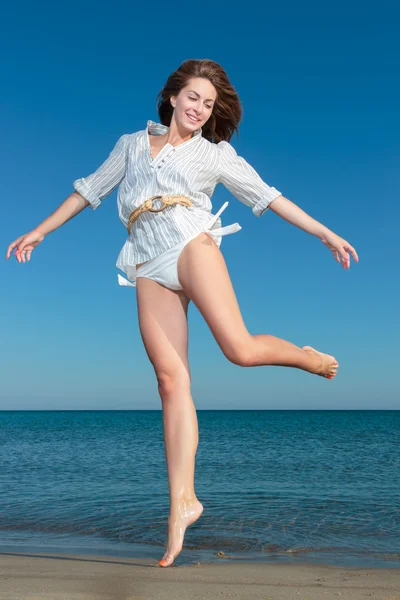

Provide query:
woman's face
left=171, top=77, right=217, bottom=132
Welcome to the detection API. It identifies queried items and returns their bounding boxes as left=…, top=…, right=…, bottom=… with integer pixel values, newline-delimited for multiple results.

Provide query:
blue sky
left=1, top=1, right=398, bottom=409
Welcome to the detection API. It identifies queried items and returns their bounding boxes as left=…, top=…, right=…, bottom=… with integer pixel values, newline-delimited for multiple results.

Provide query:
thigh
left=136, top=277, right=191, bottom=384
left=177, top=233, right=252, bottom=362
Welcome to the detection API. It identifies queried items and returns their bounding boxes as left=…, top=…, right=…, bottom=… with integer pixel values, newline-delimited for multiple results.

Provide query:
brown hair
left=156, top=59, right=242, bottom=144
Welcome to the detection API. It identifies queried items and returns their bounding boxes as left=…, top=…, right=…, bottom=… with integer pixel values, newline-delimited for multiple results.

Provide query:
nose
left=193, top=101, right=203, bottom=116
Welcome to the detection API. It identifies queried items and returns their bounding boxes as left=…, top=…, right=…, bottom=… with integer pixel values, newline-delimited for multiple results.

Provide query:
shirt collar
left=147, top=119, right=202, bottom=138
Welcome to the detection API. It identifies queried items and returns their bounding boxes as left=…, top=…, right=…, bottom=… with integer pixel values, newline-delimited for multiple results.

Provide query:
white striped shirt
left=73, top=119, right=282, bottom=286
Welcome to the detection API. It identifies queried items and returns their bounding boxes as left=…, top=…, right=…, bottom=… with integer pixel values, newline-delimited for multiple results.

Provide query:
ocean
left=0, top=410, right=399, bottom=568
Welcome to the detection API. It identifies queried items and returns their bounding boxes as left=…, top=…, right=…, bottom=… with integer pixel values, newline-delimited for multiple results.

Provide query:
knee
left=223, top=339, right=255, bottom=367
left=156, top=370, right=191, bottom=399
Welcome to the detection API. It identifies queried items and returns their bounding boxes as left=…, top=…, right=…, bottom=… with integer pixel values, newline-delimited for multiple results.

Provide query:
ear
left=170, top=96, right=176, bottom=108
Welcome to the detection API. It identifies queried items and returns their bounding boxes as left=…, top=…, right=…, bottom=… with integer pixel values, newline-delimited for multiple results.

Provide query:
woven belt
left=127, top=195, right=193, bottom=234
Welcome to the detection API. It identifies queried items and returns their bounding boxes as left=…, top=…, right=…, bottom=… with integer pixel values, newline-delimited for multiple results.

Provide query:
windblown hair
left=156, top=59, right=242, bottom=143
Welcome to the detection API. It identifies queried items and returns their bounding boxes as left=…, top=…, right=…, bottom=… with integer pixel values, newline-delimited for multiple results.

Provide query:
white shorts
left=135, top=230, right=205, bottom=291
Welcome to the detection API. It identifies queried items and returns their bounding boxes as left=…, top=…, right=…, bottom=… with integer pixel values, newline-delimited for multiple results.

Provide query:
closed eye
left=189, top=96, right=212, bottom=109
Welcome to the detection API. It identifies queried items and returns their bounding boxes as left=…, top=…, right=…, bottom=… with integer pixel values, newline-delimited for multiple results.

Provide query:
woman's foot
left=302, top=345, right=339, bottom=379
left=159, top=497, right=204, bottom=567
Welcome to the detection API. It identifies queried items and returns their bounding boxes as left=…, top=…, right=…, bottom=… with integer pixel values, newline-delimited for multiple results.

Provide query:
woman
left=6, top=59, right=358, bottom=568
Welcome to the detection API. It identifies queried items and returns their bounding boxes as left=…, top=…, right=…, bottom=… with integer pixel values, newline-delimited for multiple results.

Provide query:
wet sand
left=1, top=551, right=399, bottom=599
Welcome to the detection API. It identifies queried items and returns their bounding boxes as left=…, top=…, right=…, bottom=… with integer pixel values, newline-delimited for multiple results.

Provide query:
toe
left=159, top=558, right=172, bottom=567
left=159, top=552, right=174, bottom=567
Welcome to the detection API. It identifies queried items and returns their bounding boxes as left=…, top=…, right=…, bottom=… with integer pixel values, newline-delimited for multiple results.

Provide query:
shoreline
left=1, top=550, right=400, bottom=600
left=1, top=535, right=400, bottom=570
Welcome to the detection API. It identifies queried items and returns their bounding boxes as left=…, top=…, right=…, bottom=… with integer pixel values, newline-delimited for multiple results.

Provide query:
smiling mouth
left=186, top=114, right=199, bottom=122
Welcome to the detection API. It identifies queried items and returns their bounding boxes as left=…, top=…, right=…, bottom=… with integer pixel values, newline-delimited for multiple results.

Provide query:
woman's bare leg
left=136, top=277, right=204, bottom=568
left=177, top=233, right=339, bottom=378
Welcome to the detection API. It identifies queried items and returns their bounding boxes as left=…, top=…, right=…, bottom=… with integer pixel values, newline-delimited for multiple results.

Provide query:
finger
left=26, top=248, right=33, bottom=261
left=343, top=241, right=358, bottom=263
left=15, top=245, right=27, bottom=263
left=16, top=250, right=22, bottom=263
left=6, top=239, right=22, bottom=259
left=333, top=251, right=340, bottom=263
left=23, top=247, right=32, bottom=262
left=22, top=246, right=32, bottom=262
left=349, top=246, right=359, bottom=262
left=341, top=250, right=350, bottom=268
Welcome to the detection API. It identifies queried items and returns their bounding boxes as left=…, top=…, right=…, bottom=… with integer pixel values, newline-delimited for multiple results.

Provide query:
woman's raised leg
left=177, top=233, right=339, bottom=378
left=136, top=277, right=204, bottom=568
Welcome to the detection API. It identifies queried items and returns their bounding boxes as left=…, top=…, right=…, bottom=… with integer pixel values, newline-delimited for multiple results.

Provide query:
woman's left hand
left=320, top=231, right=359, bottom=269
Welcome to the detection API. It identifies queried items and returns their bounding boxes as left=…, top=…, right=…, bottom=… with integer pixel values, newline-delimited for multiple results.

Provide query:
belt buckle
left=148, top=195, right=166, bottom=213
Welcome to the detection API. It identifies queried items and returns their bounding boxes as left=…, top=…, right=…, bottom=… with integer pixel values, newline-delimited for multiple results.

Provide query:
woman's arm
left=36, top=191, right=90, bottom=236
left=7, top=133, right=130, bottom=263
left=269, top=195, right=359, bottom=269
left=268, top=194, right=329, bottom=237
left=6, top=192, right=90, bottom=262
left=217, top=142, right=358, bottom=269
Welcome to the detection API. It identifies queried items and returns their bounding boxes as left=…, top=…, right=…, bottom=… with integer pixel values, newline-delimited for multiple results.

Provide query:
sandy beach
left=1, top=551, right=399, bottom=600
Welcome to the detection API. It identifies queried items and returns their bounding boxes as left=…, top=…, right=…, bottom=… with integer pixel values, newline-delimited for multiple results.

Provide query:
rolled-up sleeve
left=73, top=134, right=129, bottom=210
left=218, top=141, right=282, bottom=217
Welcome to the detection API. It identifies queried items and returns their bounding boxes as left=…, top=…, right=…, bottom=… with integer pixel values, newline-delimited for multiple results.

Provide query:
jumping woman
left=6, top=59, right=358, bottom=568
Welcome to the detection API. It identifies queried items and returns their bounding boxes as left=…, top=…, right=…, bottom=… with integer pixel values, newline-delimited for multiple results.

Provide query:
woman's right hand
left=6, top=229, right=45, bottom=263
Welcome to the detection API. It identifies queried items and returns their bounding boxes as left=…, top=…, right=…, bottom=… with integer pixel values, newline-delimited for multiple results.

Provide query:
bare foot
left=159, top=498, right=204, bottom=567
left=302, top=345, right=339, bottom=379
